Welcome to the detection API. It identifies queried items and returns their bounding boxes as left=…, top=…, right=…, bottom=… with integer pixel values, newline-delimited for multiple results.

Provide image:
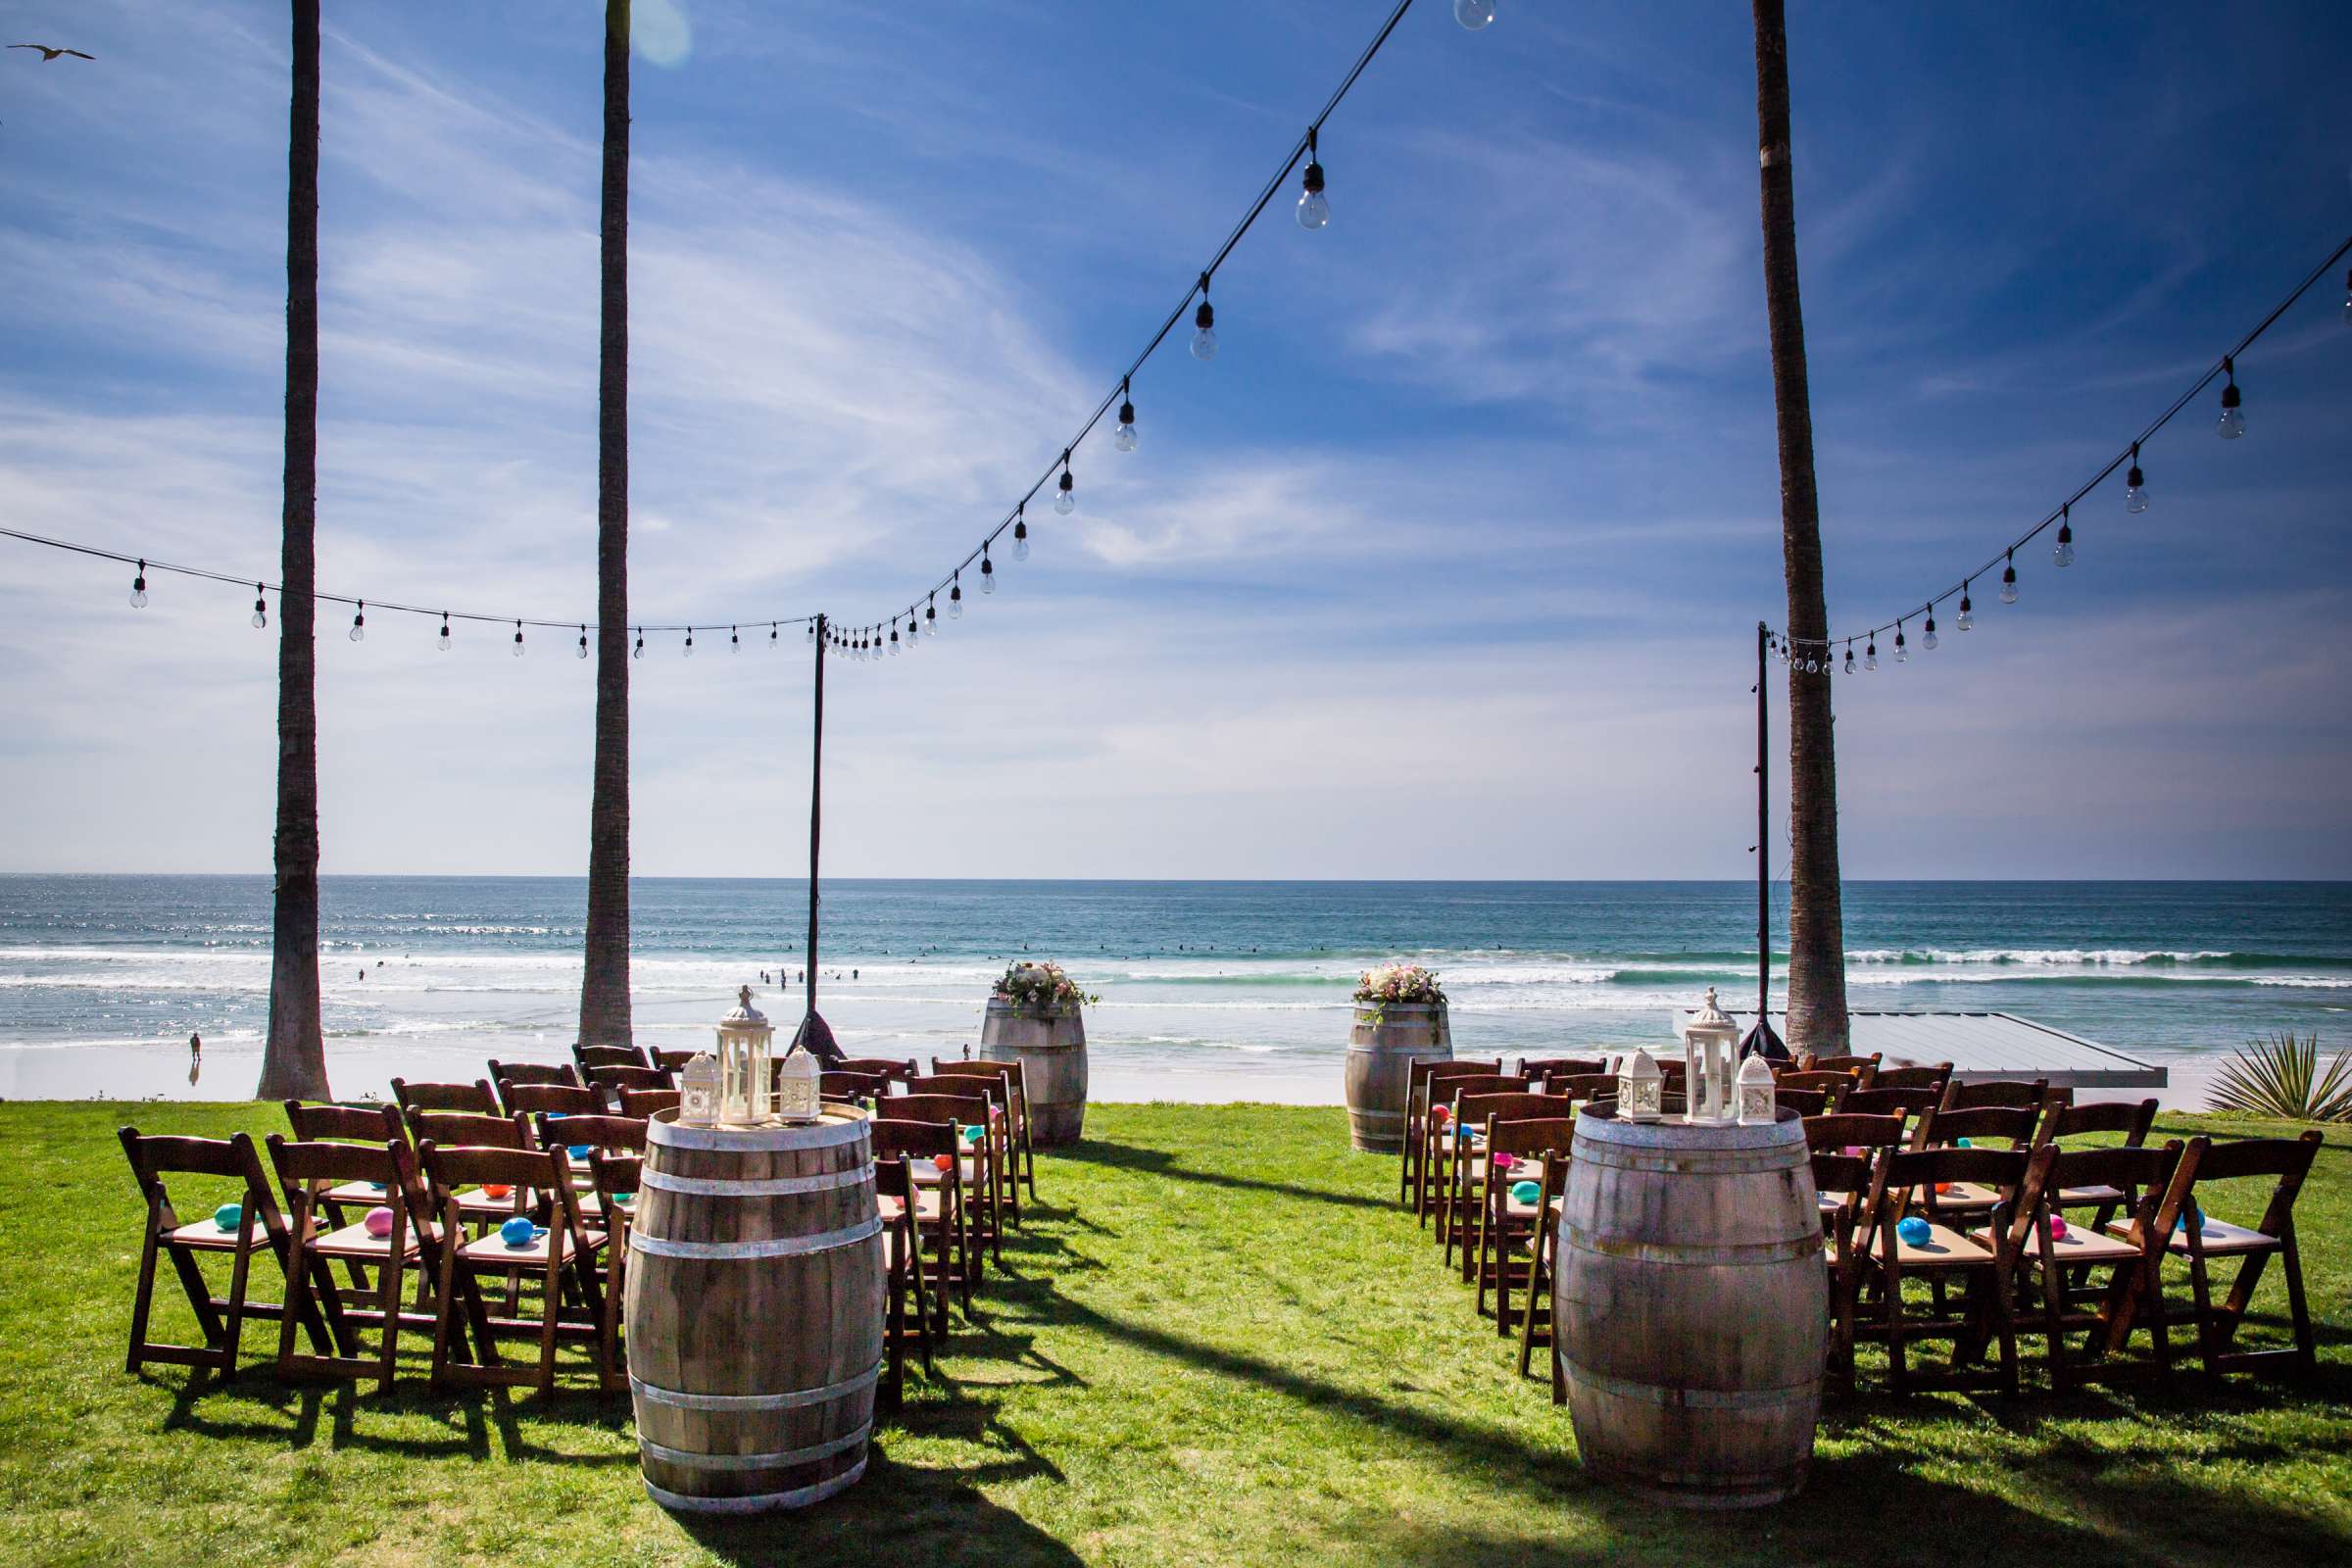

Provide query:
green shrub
left=2207, top=1030, right=2352, bottom=1122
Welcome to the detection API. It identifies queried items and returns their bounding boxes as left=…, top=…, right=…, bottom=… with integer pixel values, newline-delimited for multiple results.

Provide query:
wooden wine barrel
left=1554, top=1104, right=1825, bottom=1508
left=1343, top=1002, right=1451, bottom=1153
left=625, top=1108, right=884, bottom=1513
left=978, top=996, right=1088, bottom=1146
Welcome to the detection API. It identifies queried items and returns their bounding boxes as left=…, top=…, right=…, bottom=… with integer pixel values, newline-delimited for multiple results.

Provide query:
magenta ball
left=364, top=1206, right=395, bottom=1239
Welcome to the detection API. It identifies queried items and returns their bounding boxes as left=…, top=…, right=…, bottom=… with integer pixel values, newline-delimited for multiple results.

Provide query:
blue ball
left=500, top=1215, right=537, bottom=1249
left=1509, top=1179, right=1542, bottom=1206
left=568, top=1144, right=591, bottom=1160
left=213, top=1202, right=242, bottom=1233
left=1896, top=1215, right=1933, bottom=1247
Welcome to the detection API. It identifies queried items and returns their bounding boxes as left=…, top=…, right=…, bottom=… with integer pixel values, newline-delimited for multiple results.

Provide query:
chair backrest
left=119, top=1128, right=284, bottom=1241
left=2037, top=1097, right=2158, bottom=1148
left=1776, top=1086, right=1832, bottom=1118
left=1803, top=1052, right=1881, bottom=1075
left=391, top=1077, right=499, bottom=1116
left=488, top=1060, right=580, bottom=1093
left=587, top=1148, right=642, bottom=1212
left=576, top=1043, right=650, bottom=1070
left=651, top=1048, right=699, bottom=1073
left=618, top=1087, right=682, bottom=1118
left=264, top=1134, right=429, bottom=1243
left=418, top=1140, right=587, bottom=1240
left=1802, top=1113, right=1907, bottom=1152
left=1485, top=1116, right=1576, bottom=1161
left=1435, top=1075, right=1528, bottom=1112
left=1939, top=1077, right=2047, bottom=1112
left=929, top=1060, right=1022, bottom=1112
left=906, top=1073, right=1001, bottom=1107
left=821, top=1070, right=891, bottom=1102
left=502, top=1082, right=606, bottom=1118
left=891, top=1092, right=992, bottom=1129
left=1415, top=1057, right=1502, bottom=1090
left=404, top=1107, right=529, bottom=1152
left=1839, top=1087, right=1942, bottom=1121
left=1544, top=1072, right=1619, bottom=1104
left=530, top=1113, right=649, bottom=1154
left=1518, top=1056, right=1607, bottom=1082
left=1871, top=1145, right=2033, bottom=1233
left=1457, top=1091, right=1563, bottom=1131
left=1870, top=1062, right=1953, bottom=1094
left=283, top=1100, right=404, bottom=1145
left=1914, top=1103, right=2039, bottom=1151
left=870, top=1117, right=957, bottom=1159
left=585, top=1063, right=671, bottom=1095
left=1774, top=1069, right=1858, bottom=1095
left=827, top=1055, right=913, bottom=1084
left=2020, top=1140, right=2182, bottom=1233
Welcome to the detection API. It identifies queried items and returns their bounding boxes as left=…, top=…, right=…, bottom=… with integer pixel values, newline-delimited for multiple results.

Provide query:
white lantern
left=1680, top=986, right=1740, bottom=1125
left=1617, top=1046, right=1664, bottom=1123
left=1736, top=1052, right=1777, bottom=1125
left=715, top=985, right=775, bottom=1127
left=679, top=1053, right=720, bottom=1126
left=775, top=1047, right=821, bottom=1124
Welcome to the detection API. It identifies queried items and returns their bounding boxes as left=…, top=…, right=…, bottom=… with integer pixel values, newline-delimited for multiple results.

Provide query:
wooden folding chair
left=1993, top=1140, right=2183, bottom=1392
left=1809, top=1142, right=1880, bottom=1395
left=118, top=1127, right=334, bottom=1379
left=487, top=1060, right=580, bottom=1112
left=502, top=1081, right=605, bottom=1119
left=391, top=1077, right=499, bottom=1117
left=893, top=1091, right=1002, bottom=1271
left=575, top=1042, right=651, bottom=1073
left=617, top=1086, right=681, bottom=1119
left=873, top=1118, right=969, bottom=1327
left=2034, top=1097, right=2159, bottom=1220
left=1400, top=1058, right=1501, bottom=1208
left=1906, top=1103, right=2043, bottom=1221
left=1417, top=1071, right=1523, bottom=1226
left=1939, top=1077, right=2046, bottom=1112
left=1479, top=1115, right=1575, bottom=1329
left=2116, top=1131, right=2321, bottom=1381
left=911, top=1070, right=1019, bottom=1227
left=418, top=1141, right=609, bottom=1394
left=932, top=1057, right=1038, bottom=1206
left=1446, top=1091, right=1560, bottom=1273
left=585, top=1063, right=671, bottom=1102
left=841, top=1056, right=919, bottom=1086
left=586, top=1144, right=644, bottom=1392
left=873, top=1155, right=933, bottom=1404
left=1515, top=1148, right=1576, bottom=1402
left=1858, top=1145, right=2033, bottom=1395
left=264, top=1134, right=447, bottom=1394
left=1801, top=1051, right=1882, bottom=1077
left=402, top=1109, right=534, bottom=1230
left=281, top=1101, right=409, bottom=1277
left=1517, top=1055, right=1606, bottom=1083
left=530, top=1111, right=647, bottom=1226
left=821, top=1069, right=891, bottom=1107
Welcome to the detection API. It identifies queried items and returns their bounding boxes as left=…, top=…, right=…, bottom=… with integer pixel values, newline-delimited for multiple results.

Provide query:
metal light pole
left=806, top=612, right=825, bottom=1030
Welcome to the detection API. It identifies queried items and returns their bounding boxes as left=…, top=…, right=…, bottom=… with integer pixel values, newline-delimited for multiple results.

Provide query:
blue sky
left=1, top=0, right=2348, bottom=880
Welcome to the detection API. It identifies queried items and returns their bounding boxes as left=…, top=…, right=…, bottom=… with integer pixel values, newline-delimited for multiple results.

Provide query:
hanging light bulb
left=513, top=620, right=525, bottom=658
left=129, top=561, right=148, bottom=609
left=2125, top=443, right=2148, bottom=514
left=1803, top=650, right=1819, bottom=674
left=2054, top=505, right=2076, bottom=567
left=1956, top=583, right=1974, bottom=632
left=1454, top=0, right=1496, bottom=28
left=980, top=549, right=996, bottom=595
left=807, top=618, right=817, bottom=644
left=1013, top=503, right=1031, bottom=563
left=1115, top=379, right=1137, bottom=452
left=904, top=610, right=918, bottom=652
left=252, top=585, right=270, bottom=630
left=578, top=624, right=590, bottom=659
left=2000, top=550, right=2019, bottom=605
left=349, top=601, right=366, bottom=643
left=1055, top=450, right=1076, bottom=515
left=633, top=628, right=644, bottom=660
left=730, top=625, right=740, bottom=653
left=1191, top=272, right=1217, bottom=361
left=950, top=573, right=963, bottom=618
left=1864, top=637, right=1878, bottom=671
left=683, top=628, right=695, bottom=658
left=926, top=594, right=938, bottom=635
left=438, top=612, right=452, bottom=651
left=1297, top=127, right=1329, bottom=230
left=1842, top=641, right=1855, bottom=675
left=1922, top=611, right=1939, bottom=652
left=770, top=621, right=779, bottom=649
left=2217, top=356, right=2244, bottom=439
left=890, top=619, right=901, bottom=656
left=1893, top=621, right=1908, bottom=663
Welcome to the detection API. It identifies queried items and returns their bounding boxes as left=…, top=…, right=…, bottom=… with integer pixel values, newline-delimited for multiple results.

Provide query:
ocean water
left=2, top=876, right=2347, bottom=1105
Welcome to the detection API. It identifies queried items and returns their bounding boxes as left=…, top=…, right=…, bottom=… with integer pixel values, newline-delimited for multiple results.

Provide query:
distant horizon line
left=2, top=871, right=2347, bottom=887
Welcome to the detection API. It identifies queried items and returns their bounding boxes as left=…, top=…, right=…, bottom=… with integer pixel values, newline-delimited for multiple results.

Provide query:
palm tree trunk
left=579, top=0, right=633, bottom=1049
left=257, top=0, right=328, bottom=1102
left=1750, top=0, right=1848, bottom=1053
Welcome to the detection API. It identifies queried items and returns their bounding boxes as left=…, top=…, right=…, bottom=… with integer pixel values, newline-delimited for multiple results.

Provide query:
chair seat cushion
left=1972, top=1222, right=2139, bottom=1263
left=2058, top=1183, right=2126, bottom=1206
left=1933, top=1180, right=2003, bottom=1209
left=457, top=1188, right=533, bottom=1217
left=168, top=1217, right=269, bottom=1251
left=459, top=1227, right=602, bottom=1264
left=2109, top=1215, right=2278, bottom=1256
left=323, top=1179, right=394, bottom=1206
left=312, top=1220, right=423, bottom=1260
left=1892, top=1221, right=1996, bottom=1266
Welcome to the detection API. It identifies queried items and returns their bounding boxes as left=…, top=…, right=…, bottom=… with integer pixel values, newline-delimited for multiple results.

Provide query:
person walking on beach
left=189, top=1031, right=201, bottom=1061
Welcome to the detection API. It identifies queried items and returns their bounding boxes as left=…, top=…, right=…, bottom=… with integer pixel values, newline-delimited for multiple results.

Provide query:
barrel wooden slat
left=1554, top=1105, right=1825, bottom=1508
left=978, top=998, right=1088, bottom=1147
left=626, top=1108, right=884, bottom=1512
left=1344, top=1002, right=1451, bottom=1153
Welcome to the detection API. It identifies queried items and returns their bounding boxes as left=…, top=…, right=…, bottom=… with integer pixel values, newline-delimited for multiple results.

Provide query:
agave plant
left=2206, top=1031, right=2352, bottom=1122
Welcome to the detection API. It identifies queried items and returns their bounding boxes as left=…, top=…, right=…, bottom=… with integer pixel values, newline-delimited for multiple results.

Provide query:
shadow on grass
left=1057, top=1137, right=1397, bottom=1213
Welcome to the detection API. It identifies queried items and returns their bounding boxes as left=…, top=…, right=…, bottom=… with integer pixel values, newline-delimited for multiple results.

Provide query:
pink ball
left=364, top=1205, right=395, bottom=1239
left=2047, top=1214, right=2069, bottom=1241
left=1492, top=1153, right=1515, bottom=1172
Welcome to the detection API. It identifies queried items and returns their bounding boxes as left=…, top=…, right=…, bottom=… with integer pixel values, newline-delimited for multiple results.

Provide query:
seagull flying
left=10, top=44, right=96, bottom=62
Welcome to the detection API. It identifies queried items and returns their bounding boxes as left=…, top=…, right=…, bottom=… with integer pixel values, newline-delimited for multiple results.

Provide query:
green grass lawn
left=4, top=1100, right=2348, bottom=1567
